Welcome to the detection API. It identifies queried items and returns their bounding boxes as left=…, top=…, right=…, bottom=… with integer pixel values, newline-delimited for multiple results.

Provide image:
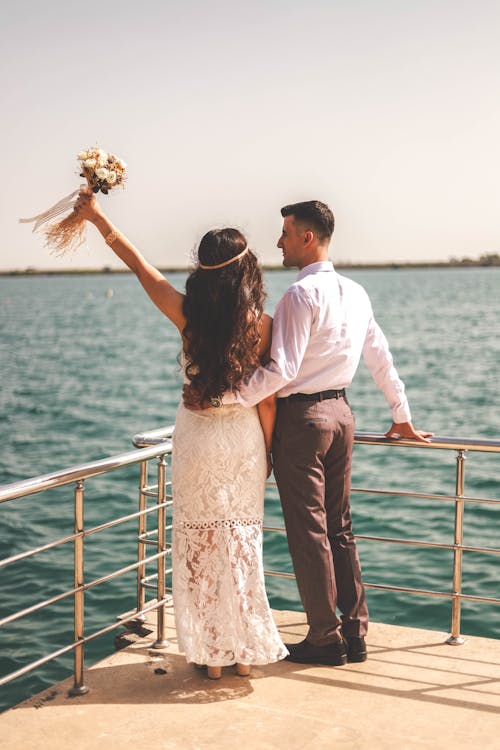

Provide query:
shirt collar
left=297, top=260, right=334, bottom=281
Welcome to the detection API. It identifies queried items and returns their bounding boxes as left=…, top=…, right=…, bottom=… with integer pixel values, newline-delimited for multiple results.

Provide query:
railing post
left=153, top=453, right=169, bottom=648
left=447, top=449, right=466, bottom=645
left=69, top=479, right=89, bottom=695
left=135, top=459, right=148, bottom=619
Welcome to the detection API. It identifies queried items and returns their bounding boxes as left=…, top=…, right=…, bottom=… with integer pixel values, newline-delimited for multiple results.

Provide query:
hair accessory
left=199, top=246, right=249, bottom=270
left=104, top=228, right=120, bottom=246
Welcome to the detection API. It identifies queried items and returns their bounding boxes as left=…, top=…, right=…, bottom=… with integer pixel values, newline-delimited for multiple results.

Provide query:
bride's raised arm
left=74, top=192, right=185, bottom=332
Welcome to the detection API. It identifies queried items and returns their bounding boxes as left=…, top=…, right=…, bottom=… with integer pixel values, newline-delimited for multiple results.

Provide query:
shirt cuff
left=391, top=400, right=412, bottom=424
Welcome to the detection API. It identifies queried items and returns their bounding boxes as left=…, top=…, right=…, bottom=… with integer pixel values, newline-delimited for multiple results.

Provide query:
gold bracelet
left=104, top=228, right=120, bottom=246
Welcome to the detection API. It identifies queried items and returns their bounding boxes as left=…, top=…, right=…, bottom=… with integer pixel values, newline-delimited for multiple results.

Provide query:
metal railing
left=0, top=428, right=499, bottom=699
left=0, top=435, right=176, bottom=696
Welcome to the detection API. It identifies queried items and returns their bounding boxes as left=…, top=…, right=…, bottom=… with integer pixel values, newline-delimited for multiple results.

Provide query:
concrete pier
left=1, top=609, right=499, bottom=749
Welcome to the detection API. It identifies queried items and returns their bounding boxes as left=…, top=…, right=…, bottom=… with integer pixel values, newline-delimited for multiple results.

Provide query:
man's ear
left=304, top=230, right=313, bottom=246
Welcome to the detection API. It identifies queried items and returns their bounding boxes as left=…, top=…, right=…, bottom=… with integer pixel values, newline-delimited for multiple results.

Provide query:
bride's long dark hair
left=182, top=228, right=265, bottom=402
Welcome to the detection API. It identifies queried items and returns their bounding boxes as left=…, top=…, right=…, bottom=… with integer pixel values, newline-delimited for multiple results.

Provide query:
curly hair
left=182, top=228, right=265, bottom=402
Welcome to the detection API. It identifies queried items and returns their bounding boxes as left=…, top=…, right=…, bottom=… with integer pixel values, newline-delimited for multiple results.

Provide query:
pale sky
left=1, top=0, right=499, bottom=271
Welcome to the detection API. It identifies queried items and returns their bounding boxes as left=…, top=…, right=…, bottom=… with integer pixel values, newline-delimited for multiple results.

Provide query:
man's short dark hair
left=280, top=200, right=334, bottom=241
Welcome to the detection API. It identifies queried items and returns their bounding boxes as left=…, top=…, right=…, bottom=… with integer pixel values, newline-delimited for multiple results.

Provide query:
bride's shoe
left=207, top=666, right=222, bottom=680
left=236, top=663, right=251, bottom=677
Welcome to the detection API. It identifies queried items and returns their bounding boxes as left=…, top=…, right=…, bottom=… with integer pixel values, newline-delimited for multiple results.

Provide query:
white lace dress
left=171, top=401, right=288, bottom=667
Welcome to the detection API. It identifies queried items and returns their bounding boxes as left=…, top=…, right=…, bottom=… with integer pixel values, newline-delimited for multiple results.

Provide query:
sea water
left=1, top=267, right=499, bottom=711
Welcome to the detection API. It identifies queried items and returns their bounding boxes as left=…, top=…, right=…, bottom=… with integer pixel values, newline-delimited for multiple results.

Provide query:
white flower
left=116, top=159, right=127, bottom=170
left=78, top=151, right=88, bottom=161
left=106, top=171, right=117, bottom=184
left=97, top=151, right=108, bottom=166
left=84, top=158, right=97, bottom=169
left=95, top=167, right=110, bottom=180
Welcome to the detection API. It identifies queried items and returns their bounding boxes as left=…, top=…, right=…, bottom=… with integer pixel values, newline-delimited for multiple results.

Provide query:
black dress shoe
left=344, top=636, right=367, bottom=662
left=285, top=638, right=347, bottom=666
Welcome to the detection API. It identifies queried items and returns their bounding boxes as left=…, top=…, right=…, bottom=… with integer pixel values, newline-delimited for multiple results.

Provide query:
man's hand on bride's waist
left=182, top=384, right=212, bottom=411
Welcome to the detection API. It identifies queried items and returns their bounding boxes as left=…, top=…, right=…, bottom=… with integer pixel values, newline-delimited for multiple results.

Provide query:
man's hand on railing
left=385, top=421, right=434, bottom=443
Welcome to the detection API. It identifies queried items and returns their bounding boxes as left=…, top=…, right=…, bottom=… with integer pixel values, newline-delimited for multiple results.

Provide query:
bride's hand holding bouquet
left=73, top=190, right=106, bottom=225
left=20, top=147, right=126, bottom=256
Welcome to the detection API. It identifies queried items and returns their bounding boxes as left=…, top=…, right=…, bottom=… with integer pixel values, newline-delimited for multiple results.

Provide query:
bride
left=74, top=192, right=288, bottom=679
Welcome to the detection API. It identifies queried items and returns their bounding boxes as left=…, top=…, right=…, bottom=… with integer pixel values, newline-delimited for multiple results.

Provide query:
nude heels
left=204, top=663, right=251, bottom=679
left=236, top=663, right=251, bottom=677
left=207, top=666, right=222, bottom=680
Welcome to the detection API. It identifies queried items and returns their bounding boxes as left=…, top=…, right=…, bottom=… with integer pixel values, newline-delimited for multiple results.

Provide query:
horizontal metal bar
left=263, top=525, right=287, bottom=534
left=459, top=592, right=500, bottom=605
left=4, top=431, right=498, bottom=507
left=0, top=596, right=172, bottom=688
left=141, top=483, right=172, bottom=492
left=265, top=528, right=500, bottom=557
left=0, top=504, right=171, bottom=570
left=0, top=638, right=78, bottom=687
left=139, top=535, right=173, bottom=547
left=135, top=426, right=500, bottom=454
left=134, top=426, right=500, bottom=453
left=141, top=572, right=173, bottom=590
left=83, top=504, right=170, bottom=539
left=141, top=488, right=173, bottom=499
left=264, top=569, right=296, bottom=580
left=459, top=544, right=500, bottom=556
left=84, top=550, right=172, bottom=592
left=351, top=486, right=500, bottom=506
left=80, top=595, right=173, bottom=645
left=0, top=532, right=80, bottom=569
left=141, top=568, right=173, bottom=585
left=363, top=582, right=453, bottom=599
left=354, top=432, right=500, bottom=452
left=133, top=426, right=175, bottom=447
left=0, top=443, right=172, bottom=504
left=351, top=487, right=460, bottom=502
left=264, top=568, right=500, bottom=606
left=1, top=548, right=174, bottom=629
left=356, top=534, right=455, bottom=551
left=364, top=583, right=500, bottom=606
left=0, top=586, right=78, bottom=628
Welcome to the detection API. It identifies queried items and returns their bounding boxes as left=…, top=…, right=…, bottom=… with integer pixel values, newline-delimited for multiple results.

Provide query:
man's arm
left=362, top=313, right=433, bottom=443
left=362, top=314, right=411, bottom=422
left=363, top=314, right=434, bottom=443
left=257, top=394, right=277, bottom=477
left=234, top=287, right=313, bottom=407
left=182, top=287, right=312, bottom=410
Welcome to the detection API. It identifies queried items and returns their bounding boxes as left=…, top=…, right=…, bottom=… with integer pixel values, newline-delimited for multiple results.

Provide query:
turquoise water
left=1, top=267, right=499, bottom=712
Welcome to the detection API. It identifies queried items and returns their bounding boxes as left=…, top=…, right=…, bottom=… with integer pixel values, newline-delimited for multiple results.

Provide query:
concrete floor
left=1, top=608, right=499, bottom=750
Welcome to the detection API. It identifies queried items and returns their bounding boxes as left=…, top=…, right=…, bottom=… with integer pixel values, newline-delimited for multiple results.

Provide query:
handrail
left=134, top=427, right=499, bottom=645
left=133, top=427, right=500, bottom=452
left=355, top=432, right=500, bottom=452
left=0, top=439, right=174, bottom=696
left=0, top=427, right=498, bottom=702
left=0, top=440, right=173, bottom=504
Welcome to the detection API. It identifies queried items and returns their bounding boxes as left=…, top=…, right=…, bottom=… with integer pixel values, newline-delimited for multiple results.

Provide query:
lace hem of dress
left=175, top=518, right=262, bottom=530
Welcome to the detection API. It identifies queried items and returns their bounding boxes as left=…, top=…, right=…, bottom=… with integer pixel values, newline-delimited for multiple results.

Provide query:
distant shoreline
left=1, top=256, right=499, bottom=277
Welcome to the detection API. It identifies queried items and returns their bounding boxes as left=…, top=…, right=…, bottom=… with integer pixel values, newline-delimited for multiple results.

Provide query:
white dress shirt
left=231, top=261, right=411, bottom=423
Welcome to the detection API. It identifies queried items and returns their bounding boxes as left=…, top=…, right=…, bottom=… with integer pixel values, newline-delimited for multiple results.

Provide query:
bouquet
left=20, top=147, right=127, bottom=256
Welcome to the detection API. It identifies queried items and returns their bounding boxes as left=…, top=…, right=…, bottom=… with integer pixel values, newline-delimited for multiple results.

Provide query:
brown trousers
left=272, top=395, right=368, bottom=646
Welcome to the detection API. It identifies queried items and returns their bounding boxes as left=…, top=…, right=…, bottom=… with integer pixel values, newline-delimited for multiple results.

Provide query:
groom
left=188, top=200, right=432, bottom=665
